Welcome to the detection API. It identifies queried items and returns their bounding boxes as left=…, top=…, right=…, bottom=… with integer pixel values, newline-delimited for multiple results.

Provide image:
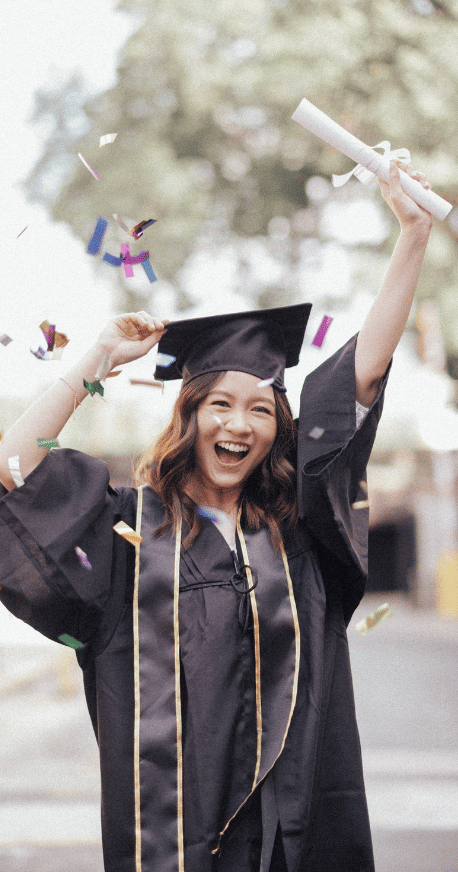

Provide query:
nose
left=224, top=407, right=251, bottom=436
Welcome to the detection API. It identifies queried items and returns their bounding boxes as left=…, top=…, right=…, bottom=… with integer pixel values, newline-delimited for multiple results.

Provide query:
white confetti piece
left=257, top=377, right=274, bottom=388
left=308, top=426, right=325, bottom=439
left=356, top=603, right=392, bottom=635
left=156, top=352, right=176, bottom=367
left=78, top=152, right=99, bottom=179
left=8, top=455, right=24, bottom=487
left=99, top=133, right=117, bottom=147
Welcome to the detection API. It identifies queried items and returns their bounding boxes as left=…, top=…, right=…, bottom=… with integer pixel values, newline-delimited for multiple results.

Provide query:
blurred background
left=1, top=0, right=458, bottom=868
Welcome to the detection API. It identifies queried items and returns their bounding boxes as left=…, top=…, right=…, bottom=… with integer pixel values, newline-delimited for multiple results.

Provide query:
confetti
left=359, top=479, right=368, bottom=494
left=356, top=603, right=392, bottom=636
left=131, top=219, right=157, bottom=239
left=96, top=352, right=112, bottom=380
left=40, top=320, right=55, bottom=351
left=212, top=414, right=223, bottom=426
left=103, top=252, right=124, bottom=266
left=113, top=213, right=131, bottom=234
left=156, top=352, right=176, bottom=367
left=75, top=546, right=92, bottom=570
left=257, top=377, right=274, bottom=389
left=130, top=378, right=164, bottom=388
left=84, top=378, right=104, bottom=397
left=352, top=499, right=370, bottom=510
left=8, top=456, right=24, bottom=487
left=121, top=243, right=134, bottom=278
left=88, top=217, right=108, bottom=255
left=197, top=506, right=228, bottom=524
left=140, top=257, right=157, bottom=283
left=312, top=315, right=333, bottom=348
left=0, top=334, right=12, bottom=346
left=58, top=633, right=85, bottom=649
left=99, top=132, right=117, bottom=147
left=123, top=251, right=150, bottom=264
left=30, top=347, right=49, bottom=360
left=113, top=520, right=143, bottom=545
left=308, top=426, right=325, bottom=439
left=78, top=152, right=99, bottom=180
left=37, top=437, right=60, bottom=449
left=16, top=226, right=28, bottom=239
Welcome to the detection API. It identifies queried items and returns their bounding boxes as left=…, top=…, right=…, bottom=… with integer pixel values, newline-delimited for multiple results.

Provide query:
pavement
left=0, top=593, right=457, bottom=871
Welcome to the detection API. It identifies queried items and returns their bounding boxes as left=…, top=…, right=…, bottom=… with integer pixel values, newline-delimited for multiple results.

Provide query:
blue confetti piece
left=103, top=251, right=123, bottom=266
left=30, top=347, right=48, bottom=360
left=140, top=256, right=157, bottom=283
left=87, top=217, right=108, bottom=255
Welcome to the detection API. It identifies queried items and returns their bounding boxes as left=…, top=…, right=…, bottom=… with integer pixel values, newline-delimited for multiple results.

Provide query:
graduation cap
left=154, top=303, right=312, bottom=392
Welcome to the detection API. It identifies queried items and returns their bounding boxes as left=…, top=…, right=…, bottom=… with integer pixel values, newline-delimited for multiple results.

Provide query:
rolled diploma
left=292, top=98, right=452, bottom=221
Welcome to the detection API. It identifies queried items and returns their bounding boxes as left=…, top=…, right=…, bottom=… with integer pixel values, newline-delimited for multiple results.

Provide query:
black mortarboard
left=154, top=303, right=312, bottom=392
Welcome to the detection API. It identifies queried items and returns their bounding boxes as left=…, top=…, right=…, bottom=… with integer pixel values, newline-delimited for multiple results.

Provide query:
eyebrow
left=207, top=389, right=276, bottom=409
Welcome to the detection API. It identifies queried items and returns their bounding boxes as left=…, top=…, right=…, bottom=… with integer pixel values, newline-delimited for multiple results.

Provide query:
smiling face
left=189, top=370, right=277, bottom=507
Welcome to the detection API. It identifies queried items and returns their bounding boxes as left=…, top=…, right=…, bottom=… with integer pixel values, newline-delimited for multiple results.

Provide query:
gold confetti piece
left=359, top=480, right=368, bottom=494
left=356, top=603, right=392, bottom=636
left=113, top=521, right=143, bottom=545
left=352, top=499, right=370, bottom=510
left=113, top=213, right=131, bottom=234
left=308, top=426, right=325, bottom=439
left=99, top=132, right=117, bottom=147
left=130, top=378, right=164, bottom=388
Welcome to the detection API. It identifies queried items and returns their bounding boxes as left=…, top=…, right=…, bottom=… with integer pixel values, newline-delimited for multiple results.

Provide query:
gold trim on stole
left=211, top=520, right=301, bottom=855
left=133, top=485, right=145, bottom=872
left=174, top=517, right=185, bottom=872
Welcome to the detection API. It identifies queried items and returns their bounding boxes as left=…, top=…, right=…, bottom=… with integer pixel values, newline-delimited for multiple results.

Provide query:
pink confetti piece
left=78, top=152, right=99, bottom=180
left=312, top=315, right=333, bottom=348
left=99, top=133, right=117, bottom=147
left=257, top=377, right=274, bottom=388
left=121, top=243, right=134, bottom=277
left=308, top=426, right=325, bottom=439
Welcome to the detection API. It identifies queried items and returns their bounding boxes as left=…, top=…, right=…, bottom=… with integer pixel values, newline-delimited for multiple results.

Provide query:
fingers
left=392, top=160, right=432, bottom=189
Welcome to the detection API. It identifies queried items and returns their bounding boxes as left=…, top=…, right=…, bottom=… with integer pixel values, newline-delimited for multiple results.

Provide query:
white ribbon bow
left=332, top=141, right=411, bottom=187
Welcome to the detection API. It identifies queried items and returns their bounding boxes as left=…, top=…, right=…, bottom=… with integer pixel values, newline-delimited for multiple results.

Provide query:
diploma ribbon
left=332, top=141, right=411, bottom=188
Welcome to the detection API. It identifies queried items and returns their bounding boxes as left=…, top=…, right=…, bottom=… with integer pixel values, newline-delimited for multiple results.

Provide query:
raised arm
left=354, top=161, right=433, bottom=407
left=0, top=312, right=167, bottom=491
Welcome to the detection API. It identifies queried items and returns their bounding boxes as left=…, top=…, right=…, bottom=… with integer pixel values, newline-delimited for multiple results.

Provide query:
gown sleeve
left=0, top=449, right=134, bottom=656
left=297, top=335, right=390, bottom=622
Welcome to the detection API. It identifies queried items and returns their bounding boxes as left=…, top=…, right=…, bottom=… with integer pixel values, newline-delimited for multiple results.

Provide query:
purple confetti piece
left=87, top=217, right=108, bottom=255
left=75, top=546, right=92, bottom=570
left=30, top=347, right=48, bottom=360
left=0, top=334, right=12, bottom=346
left=103, top=251, right=124, bottom=266
left=123, top=251, right=149, bottom=264
left=312, top=315, right=333, bottom=348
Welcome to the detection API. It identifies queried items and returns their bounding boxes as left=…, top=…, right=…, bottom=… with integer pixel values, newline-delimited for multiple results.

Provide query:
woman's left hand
left=378, top=161, right=433, bottom=233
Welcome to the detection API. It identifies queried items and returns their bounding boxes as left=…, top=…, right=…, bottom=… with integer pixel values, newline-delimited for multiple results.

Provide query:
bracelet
left=59, top=378, right=81, bottom=415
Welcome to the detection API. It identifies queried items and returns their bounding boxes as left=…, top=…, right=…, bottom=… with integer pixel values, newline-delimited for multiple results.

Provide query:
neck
left=185, top=478, right=241, bottom=519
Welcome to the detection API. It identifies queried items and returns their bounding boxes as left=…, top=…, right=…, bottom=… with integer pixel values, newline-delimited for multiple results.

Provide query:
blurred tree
left=25, top=0, right=458, bottom=351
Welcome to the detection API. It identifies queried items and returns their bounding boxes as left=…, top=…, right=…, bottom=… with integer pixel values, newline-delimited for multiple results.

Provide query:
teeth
left=216, top=442, right=249, bottom=453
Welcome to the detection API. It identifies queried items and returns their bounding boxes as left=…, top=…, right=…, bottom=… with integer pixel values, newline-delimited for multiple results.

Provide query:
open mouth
left=215, top=442, right=250, bottom=465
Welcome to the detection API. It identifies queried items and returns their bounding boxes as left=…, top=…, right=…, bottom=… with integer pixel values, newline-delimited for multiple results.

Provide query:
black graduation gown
left=0, top=336, right=388, bottom=872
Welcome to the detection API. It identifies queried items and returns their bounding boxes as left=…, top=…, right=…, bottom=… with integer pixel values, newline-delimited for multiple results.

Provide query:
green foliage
left=25, top=0, right=458, bottom=347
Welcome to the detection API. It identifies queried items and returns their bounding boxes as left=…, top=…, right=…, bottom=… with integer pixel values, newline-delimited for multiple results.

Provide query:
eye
left=210, top=399, right=230, bottom=407
left=253, top=405, right=272, bottom=415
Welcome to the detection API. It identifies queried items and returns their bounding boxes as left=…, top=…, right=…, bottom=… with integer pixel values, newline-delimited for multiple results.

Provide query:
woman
left=0, top=162, right=432, bottom=872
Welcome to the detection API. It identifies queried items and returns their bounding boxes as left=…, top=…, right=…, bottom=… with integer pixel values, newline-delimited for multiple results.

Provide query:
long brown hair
left=136, top=371, right=298, bottom=550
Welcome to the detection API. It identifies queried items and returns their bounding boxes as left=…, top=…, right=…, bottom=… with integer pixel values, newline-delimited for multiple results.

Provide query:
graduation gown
left=0, top=337, right=388, bottom=872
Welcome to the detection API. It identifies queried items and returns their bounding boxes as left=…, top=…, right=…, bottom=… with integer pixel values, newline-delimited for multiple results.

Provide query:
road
left=0, top=593, right=457, bottom=871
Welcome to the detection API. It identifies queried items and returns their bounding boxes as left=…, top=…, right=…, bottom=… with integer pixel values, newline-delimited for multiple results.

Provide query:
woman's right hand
left=96, top=311, right=169, bottom=368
